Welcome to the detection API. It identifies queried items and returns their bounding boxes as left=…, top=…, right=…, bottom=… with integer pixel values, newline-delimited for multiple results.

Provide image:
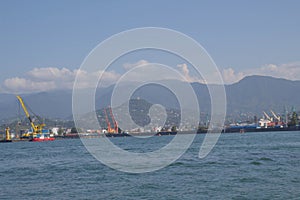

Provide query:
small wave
left=259, top=157, right=274, bottom=161
left=250, top=161, right=262, bottom=165
left=139, top=183, right=159, bottom=190
left=291, top=178, right=300, bottom=183
left=239, top=177, right=259, bottom=183
left=206, top=161, right=218, bottom=165
left=169, top=162, right=185, bottom=167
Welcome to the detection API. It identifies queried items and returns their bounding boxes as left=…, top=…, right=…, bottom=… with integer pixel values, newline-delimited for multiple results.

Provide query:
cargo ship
left=222, top=110, right=299, bottom=133
left=198, top=110, right=300, bottom=134
left=223, top=125, right=300, bottom=133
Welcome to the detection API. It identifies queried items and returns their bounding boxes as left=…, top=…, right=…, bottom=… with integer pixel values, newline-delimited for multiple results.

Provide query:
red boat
left=30, top=137, right=55, bottom=142
left=29, top=133, right=55, bottom=142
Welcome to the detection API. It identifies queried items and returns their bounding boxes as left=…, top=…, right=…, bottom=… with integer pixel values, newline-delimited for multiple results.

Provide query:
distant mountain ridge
left=0, top=75, right=299, bottom=123
left=226, top=76, right=300, bottom=115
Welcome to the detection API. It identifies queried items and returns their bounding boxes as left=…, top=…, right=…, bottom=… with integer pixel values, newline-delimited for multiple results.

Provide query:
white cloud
left=123, top=60, right=149, bottom=70
left=221, top=62, right=300, bottom=84
left=26, top=67, right=75, bottom=81
left=123, top=60, right=203, bottom=83
left=2, top=67, right=120, bottom=93
left=248, top=62, right=300, bottom=80
left=2, top=61, right=299, bottom=93
left=177, top=63, right=196, bottom=82
left=3, top=77, right=56, bottom=93
left=175, top=61, right=300, bottom=84
left=222, top=68, right=245, bottom=84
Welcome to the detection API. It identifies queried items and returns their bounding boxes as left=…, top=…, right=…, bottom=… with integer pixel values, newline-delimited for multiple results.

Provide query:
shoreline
left=1, top=128, right=300, bottom=143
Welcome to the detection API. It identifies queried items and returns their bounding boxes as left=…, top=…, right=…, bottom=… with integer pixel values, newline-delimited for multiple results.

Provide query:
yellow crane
left=16, top=95, right=45, bottom=138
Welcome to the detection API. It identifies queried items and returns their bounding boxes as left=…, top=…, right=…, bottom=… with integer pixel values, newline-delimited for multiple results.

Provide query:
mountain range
left=0, top=75, right=299, bottom=124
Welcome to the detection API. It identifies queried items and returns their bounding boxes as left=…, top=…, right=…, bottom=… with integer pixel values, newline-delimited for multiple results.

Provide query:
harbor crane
left=109, top=107, right=119, bottom=133
left=271, top=110, right=281, bottom=121
left=16, top=95, right=45, bottom=137
left=103, top=107, right=118, bottom=133
left=263, top=111, right=272, bottom=121
left=103, top=108, right=113, bottom=133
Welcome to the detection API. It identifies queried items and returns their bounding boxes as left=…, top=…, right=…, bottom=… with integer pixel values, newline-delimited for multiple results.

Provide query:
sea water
left=0, top=131, right=299, bottom=199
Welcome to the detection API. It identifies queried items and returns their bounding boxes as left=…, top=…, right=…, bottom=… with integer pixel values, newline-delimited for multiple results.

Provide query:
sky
left=0, top=0, right=299, bottom=93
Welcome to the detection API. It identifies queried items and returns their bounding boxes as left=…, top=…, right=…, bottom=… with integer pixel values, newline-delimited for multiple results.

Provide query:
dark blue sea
left=1, top=131, right=299, bottom=199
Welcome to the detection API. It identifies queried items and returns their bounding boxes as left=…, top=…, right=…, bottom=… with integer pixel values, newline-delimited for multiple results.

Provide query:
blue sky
left=0, top=0, right=300, bottom=93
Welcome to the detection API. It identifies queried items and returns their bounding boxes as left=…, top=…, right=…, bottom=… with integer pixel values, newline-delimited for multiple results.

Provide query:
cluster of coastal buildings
left=1, top=108, right=300, bottom=140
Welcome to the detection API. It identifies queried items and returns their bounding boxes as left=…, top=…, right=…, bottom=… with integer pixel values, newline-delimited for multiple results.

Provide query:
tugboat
left=29, top=129, right=55, bottom=142
left=30, top=136, right=55, bottom=142
left=155, top=126, right=178, bottom=136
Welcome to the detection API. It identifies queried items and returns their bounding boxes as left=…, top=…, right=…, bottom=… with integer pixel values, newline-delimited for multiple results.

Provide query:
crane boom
left=17, top=95, right=36, bottom=132
left=103, top=107, right=119, bottom=133
left=16, top=95, right=45, bottom=136
left=109, top=107, right=118, bottom=133
left=103, top=108, right=113, bottom=133
left=271, top=110, right=280, bottom=121
left=263, top=111, right=271, bottom=120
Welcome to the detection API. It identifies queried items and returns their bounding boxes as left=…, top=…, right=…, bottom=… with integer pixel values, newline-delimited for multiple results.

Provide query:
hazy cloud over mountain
left=1, top=60, right=299, bottom=93
left=1, top=67, right=120, bottom=93
left=222, top=62, right=300, bottom=84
